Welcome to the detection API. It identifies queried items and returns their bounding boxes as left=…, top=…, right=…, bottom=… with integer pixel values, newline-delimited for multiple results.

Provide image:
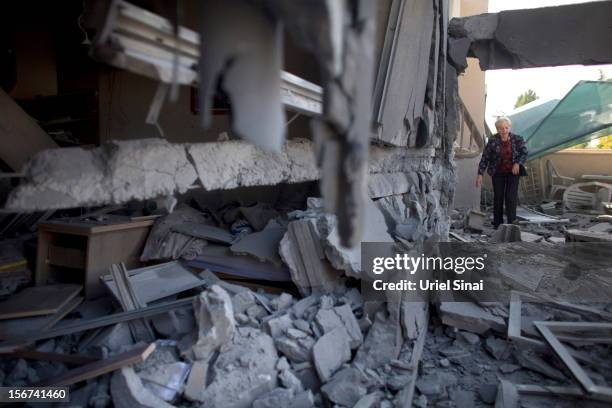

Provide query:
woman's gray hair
left=495, top=116, right=512, bottom=127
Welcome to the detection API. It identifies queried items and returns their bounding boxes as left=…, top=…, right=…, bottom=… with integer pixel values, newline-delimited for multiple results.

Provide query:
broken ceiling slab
left=367, top=172, right=420, bottom=199
left=6, top=138, right=198, bottom=211
left=6, top=138, right=316, bottom=212
left=448, top=1, right=612, bottom=72
left=186, top=138, right=320, bottom=191
left=6, top=138, right=436, bottom=212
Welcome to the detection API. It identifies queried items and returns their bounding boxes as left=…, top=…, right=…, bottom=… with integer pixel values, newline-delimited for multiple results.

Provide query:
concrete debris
left=332, top=304, right=363, bottom=349
left=231, top=290, right=257, bottom=315
left=321, top=366, right=368, bottom=406
left=198, top=0, right=284, bottom=152
left=513, top=349, right=565, bottom=380
left=275, top=335, right=315, bottom=364
left=520, top=231, right=544, bottom=243
left=111, top=367, right=175, bottom=408
left=354, top=309, right=402, bottom=369
left=466, top=210, right=486, bottom=231
left=183, top=360, right=208, bottom=402
left=477, top=383, right=498, bottom=404
left=191, top=285, right=235, bottom=361
left=252, top=387, right=294, bottom=408
left=152, top=308, right=195, bottom=338
left=236, top=203, right=280, bottom=232
left=312, top=327, right=351, bottom=382
left=271, top=293, right=294, bottom=312
left=457, top=331, right=480, bottom=346
left=279, top=368, right=304, bottom=392
left=415, top=373, right=443, bottom=396
left=318, top=198, right=394, bottom=278
left=490, top=224, right=522, bottom=243
left=187, top=327, right=278, bottom=407
left=139, top=361, right=190, bottom=402
left=264, top=314, right=293, bottom=339
left=6, top=138, right=320, bottom=212
left=354, top=391, right=383, bottom=408
left=280, top=219, right=343, bottom=295
left=495, top=380, right=519, bottom=408
left=484, top=336, right=511, bottom=360
left=439, top=302, right=506, bottom=334
left=230, top=222, right=286, bottom=266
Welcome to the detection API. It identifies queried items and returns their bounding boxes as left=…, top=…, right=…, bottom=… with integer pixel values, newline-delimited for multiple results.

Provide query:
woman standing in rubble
left=475, top=117, right=528, bottom=229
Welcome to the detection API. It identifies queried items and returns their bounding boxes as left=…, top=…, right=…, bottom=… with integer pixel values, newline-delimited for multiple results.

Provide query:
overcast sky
left=484, top=0, right=612, bottom=124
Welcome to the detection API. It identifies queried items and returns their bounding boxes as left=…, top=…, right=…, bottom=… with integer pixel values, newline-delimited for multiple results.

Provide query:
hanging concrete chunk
left=372, top=0, right=435, bottom=148
left=448, top=1, right=612, bottom=72
left=320, top=198, right=394, bottom=278
left=198, top=0, right=284, bottom=152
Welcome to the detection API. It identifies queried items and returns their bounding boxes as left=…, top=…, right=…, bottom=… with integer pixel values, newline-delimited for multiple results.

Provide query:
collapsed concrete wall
left=448, top=1, right=612, bottom=72
left=6, top=0, right=459, bottom=249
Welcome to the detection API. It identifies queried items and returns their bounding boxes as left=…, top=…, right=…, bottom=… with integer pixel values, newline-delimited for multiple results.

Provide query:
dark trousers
left=492, top=173, right=519, bottom=227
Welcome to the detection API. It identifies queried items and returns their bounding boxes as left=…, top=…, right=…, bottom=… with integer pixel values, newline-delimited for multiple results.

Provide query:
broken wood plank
left=515, top=383, right=586, bottom=398
left=109, top=263, right=155, bottom=342
left=0, top=296, right=82, bottom=340
left=534, top=321, right=612, bottom=402
left=0, top=284, right=82, bottom=320
left=3, top=350, right=100, bottom=365
left=0, top=297, right=193, bottom=345
left=100, top=261, right=205, bottom=304
left=171, top=223, right=234, bottom=244
left=507, top=292, right=604, bottom=366
left=35, top=343, right=156, bottom=387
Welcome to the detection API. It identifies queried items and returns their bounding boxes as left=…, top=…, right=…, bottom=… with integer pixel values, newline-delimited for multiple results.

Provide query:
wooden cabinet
left=36, top=217, right=154, bottom=299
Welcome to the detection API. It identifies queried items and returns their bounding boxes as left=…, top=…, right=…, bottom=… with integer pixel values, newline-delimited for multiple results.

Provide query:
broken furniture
left=563, top=182, right=612, bottom=212
left=546, top=159, right=575, bottom=200
left=36, top=216, right=155, bottom=298
left=101, top=261, right=205, bottom=305
left=36, top=342, right=156, bottom=387
left=534, top=321, right=612, bottom=402
left=0, top=284, right=83, bottom=341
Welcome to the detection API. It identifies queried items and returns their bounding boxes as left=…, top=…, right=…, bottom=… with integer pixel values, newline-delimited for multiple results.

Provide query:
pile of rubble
left=0, top=196, right=611, bottom=408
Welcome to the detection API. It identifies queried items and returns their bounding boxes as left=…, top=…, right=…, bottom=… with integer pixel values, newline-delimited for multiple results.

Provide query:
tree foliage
left=514, top=89, right=539, bottom=108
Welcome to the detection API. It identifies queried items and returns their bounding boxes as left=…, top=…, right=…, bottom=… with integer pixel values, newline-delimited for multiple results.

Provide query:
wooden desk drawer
left=47, top=245, right=86, bottom=269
